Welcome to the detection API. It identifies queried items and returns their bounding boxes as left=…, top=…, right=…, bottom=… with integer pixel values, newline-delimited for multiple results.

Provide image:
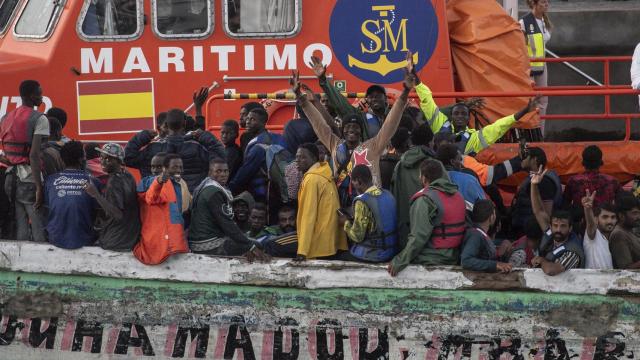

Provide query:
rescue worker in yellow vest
left=415, top=83, right=542, bottom=156
left=408, top=56, right=542, bottom=156
left=520, top=0, right=552, bottom=126
left=0, top=80, right=48, bottom=242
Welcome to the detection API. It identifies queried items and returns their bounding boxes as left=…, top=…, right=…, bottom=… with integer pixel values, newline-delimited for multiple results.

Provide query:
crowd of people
left=1, top=51, right=639, bottom=276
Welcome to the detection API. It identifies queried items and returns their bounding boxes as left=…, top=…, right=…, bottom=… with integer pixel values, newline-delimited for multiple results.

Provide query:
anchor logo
left=348, top=5, right=419, bottom=76
left=329, top=0, right=438, bottom=84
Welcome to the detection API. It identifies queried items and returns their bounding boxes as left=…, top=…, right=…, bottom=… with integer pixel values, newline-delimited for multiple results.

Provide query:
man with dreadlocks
left=413, top=70, right=542, bottom=155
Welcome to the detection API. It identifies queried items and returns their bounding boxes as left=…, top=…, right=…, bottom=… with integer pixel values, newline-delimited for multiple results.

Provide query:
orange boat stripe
left=79, top=117, right=153, bottom=134
left=77, top=79, right=153, bottom=96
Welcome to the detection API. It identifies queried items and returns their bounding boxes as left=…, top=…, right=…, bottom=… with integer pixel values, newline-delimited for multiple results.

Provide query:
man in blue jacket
left=125, top=109, right=225, bottom=192
left=436, top=144, right=485, bottom=209
left=228, top=107, right=288, bottom=204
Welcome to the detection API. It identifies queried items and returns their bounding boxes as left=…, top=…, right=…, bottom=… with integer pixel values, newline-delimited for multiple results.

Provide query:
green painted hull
left=1, top=269, right=638, bottom=359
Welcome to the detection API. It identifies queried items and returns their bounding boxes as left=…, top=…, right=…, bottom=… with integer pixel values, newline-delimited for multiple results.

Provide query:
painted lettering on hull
left=0, top=315, right=635, bottom=360
left=0, top=96, right=53, bottom=118
left=79, top=44, right=334, bottom=74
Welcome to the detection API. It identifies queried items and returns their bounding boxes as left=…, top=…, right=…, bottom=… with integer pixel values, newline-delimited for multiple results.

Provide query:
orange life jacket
left=0, top=106, right=42, bottom=165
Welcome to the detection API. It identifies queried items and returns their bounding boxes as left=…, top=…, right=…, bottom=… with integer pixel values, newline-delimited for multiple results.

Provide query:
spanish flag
left=77, top=79, right=155, bottom=134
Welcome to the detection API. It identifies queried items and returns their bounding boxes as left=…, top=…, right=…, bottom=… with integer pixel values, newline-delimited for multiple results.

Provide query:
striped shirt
left=555, top=250, right=581, bottom=270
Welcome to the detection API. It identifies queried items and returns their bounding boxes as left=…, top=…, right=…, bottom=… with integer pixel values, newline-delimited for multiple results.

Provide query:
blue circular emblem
left=329, top=0, right=439, bottom=84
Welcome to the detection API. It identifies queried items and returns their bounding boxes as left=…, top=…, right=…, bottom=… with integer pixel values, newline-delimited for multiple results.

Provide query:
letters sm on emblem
left=329, top=0, right=439, bottom=84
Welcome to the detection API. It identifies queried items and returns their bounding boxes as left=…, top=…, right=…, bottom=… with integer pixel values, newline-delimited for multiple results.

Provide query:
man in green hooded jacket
left=388, top=159, right=466, bottom=276
left=390, top=122, right=437, bottom=249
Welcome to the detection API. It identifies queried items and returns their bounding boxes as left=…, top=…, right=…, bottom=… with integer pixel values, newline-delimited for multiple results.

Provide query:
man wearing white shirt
left=631, top=42, right=640, bottom=109
left=582, top=190, right=616, bottom=270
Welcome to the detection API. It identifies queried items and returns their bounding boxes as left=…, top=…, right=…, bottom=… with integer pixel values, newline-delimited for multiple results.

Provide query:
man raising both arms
left=297, top=52, right=414, bottom=206
left=412, top=67, right=542, bottom=155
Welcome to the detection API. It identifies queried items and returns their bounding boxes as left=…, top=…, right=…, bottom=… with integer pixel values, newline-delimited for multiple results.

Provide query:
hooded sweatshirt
left=390, top=145, right=436, bottom=249
left=297, top=162, right=348, bottom=258
left=390, top=163, right=462, bottom=272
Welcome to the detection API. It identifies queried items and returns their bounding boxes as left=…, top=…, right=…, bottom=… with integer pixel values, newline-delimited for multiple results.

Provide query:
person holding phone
left=337, top=165, right=399, bottom=263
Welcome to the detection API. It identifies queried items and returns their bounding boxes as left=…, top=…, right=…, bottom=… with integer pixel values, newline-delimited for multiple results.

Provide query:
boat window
left=224, top=0, right=300, bottom=38
left=13, top=0, right=65, bottom=40
left=153, top=0, right=212, bottom=39
left=0, top=0, right=21, bottom=37
left=77, top=0, right=143, bottom=41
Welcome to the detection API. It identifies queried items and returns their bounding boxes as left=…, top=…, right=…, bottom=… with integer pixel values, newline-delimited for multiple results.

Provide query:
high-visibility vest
left=521, top=13, right=546, bottom=75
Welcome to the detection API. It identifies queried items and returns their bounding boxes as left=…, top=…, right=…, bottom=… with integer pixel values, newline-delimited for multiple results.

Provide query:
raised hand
left=581, top=189, right=597, bottom=209
left=405, top=51, right=415, bottom=75
left=308, top=56, right=327, bottom=79
left=300, top=83, right=316, bottom=98
left=289, top=70, right=302, bottom=97
left=193, top=87, right=209, bottom=116
left=530, top=165, right=547, bottom=185
left=403, top=51, right=418, bottom=90
left=527, top=95, right=543, bottom=113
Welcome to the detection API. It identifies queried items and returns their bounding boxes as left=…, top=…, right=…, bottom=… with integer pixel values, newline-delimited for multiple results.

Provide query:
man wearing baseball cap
left=310, top=56, right=390, bottom=140
left=84, top=142, right=140, bottom=252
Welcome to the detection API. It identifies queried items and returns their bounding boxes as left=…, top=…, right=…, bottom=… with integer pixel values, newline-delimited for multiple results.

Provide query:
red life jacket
left=0, top=106, right=41, bottom=165
left=411, top=188, right=466, bottom=249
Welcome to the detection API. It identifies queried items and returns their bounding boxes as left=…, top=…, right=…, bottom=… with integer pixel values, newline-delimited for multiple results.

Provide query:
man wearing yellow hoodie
left=295, top=143, right=347, bottom=261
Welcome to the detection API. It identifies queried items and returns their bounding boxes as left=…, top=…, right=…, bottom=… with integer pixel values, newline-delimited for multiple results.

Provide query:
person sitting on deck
left=461, top=199, right=513, bottom=273
left=133, top=154, right=191, bottom=265
left=46, top=141, right=101, bottom=249
left=511, top=147, right=563, bottom=238
left=84, top=143, right=140, bottom=252
left=609, top=192, right=640, bottom=269
left=388, top=159, right=466, bottom=276
left=509, top=219, right=543, bottom=267
left=582, top=190, right=616, bottom=270
left=246, top=202, right=270, bottom=238
left=188, top=158, right=269, bottom=260
left=232, top=191, right=254, bottom=233
left=530, top=167, right=584, bottom=275
left=337, top=165, right=399, bottom=263
left=259, top=206, right=299, bottom=257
